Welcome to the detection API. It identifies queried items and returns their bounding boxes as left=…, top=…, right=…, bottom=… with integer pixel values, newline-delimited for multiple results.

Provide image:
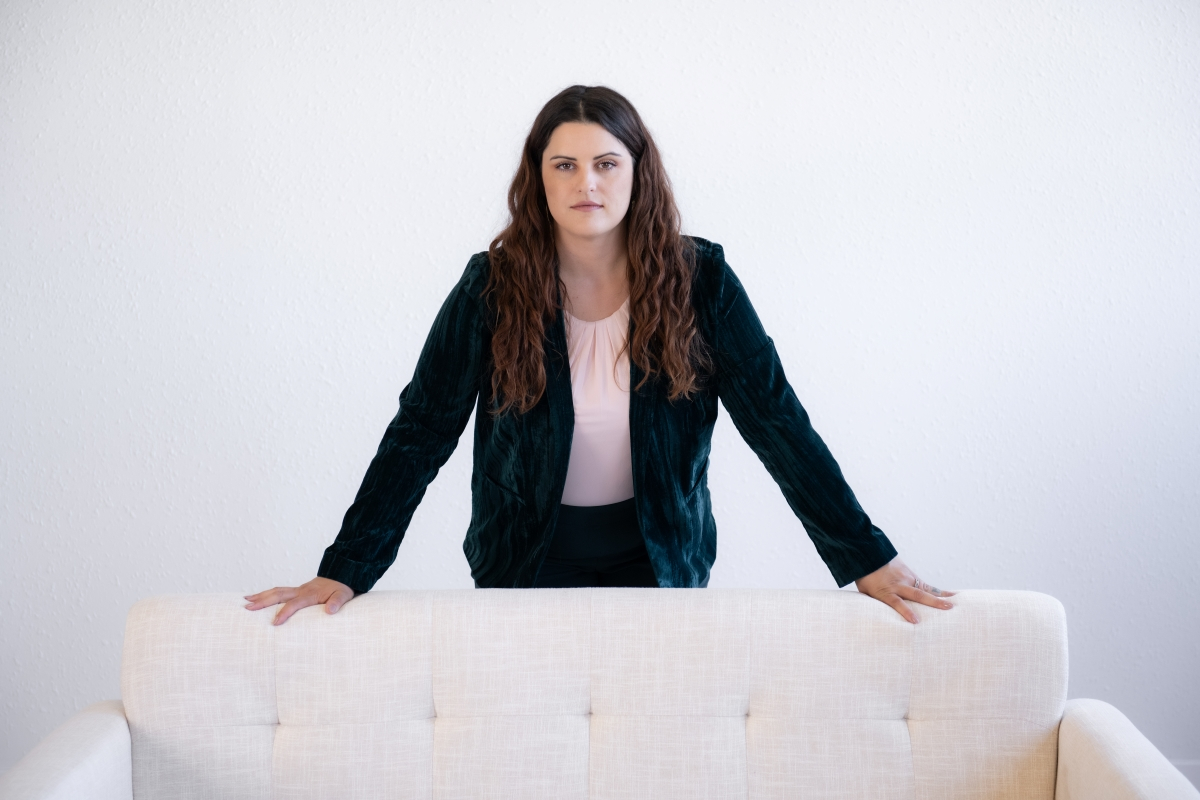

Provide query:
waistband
left=547, top=497, right=643, bottom=561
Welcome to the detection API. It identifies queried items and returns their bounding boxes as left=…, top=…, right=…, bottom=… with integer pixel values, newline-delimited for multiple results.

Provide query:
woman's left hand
left=854, top=557, right=954, bottom=623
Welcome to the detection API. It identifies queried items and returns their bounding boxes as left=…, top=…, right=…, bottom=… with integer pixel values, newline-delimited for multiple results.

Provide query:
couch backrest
left=121, top=589, right=1066, bottom=800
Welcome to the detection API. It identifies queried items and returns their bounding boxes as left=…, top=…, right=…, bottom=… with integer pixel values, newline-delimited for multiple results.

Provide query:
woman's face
left=540, top=122, right=634, bottom=244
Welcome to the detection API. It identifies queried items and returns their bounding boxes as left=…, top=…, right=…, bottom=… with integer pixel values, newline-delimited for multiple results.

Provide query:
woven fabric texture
left=0, top=701, right=132, bottom=800
left=120, top=589, right=1067, bottom=800
left=1056, top=699, right=1200, bottom=800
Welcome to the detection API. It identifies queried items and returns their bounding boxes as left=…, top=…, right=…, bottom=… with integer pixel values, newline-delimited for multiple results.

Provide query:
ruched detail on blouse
left=560, top=298, right=635, bottom=506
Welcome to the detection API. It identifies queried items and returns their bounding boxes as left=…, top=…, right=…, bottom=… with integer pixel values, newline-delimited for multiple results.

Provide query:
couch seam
left=905, top=611, right=916, bottom=798
left=270, top=609, right=278, bottom=800
left=429, top=594, right=438, bottom=721
left=744, top=591, right=754, bottom=800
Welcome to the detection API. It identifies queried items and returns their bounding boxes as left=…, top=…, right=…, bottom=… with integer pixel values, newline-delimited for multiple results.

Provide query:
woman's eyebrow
left=548, top=152, right=625, bottom=161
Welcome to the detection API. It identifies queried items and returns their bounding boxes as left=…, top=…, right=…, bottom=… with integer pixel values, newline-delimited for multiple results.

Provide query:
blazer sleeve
left=709, top=245, right=897, bottom=586
left=317, top=256, right=488, bottom=594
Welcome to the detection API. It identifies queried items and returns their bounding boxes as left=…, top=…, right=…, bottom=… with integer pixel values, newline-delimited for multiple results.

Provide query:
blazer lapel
left=627, top=315, right=653, bottom=510
left=543, top=305, right=575, bottom=509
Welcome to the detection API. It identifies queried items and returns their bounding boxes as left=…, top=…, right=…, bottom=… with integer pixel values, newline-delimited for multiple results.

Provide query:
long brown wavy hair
left=485, top=85, right=709, bottom=416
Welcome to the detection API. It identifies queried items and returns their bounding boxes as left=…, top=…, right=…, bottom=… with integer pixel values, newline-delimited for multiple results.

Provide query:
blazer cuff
left=317, top=550, right=378, bottom=596
left=828, top=532, right=899, bottom=588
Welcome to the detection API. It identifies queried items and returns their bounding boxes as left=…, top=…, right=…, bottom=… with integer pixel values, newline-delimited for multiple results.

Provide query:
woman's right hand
left=244, top=577, right=355, bottom=626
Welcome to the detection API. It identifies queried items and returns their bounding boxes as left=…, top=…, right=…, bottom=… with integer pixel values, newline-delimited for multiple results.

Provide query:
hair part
left=485, top=85, right=710, bottom=416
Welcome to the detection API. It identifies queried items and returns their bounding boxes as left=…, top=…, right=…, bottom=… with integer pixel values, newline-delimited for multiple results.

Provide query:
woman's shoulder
left=684, top=234, right=725, bottom=263
left=460, top=250, right=492, bottom=292
left=439, top=250, right=493, bottom=317
left=685, top=235, right=733, bottom=278
left=418, top=251, right=494, bottom=331
left=683, top=235, right=739, bottom=304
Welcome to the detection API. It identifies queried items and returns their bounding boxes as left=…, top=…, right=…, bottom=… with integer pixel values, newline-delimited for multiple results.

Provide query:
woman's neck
left=555, top=226, right=630, bottom=322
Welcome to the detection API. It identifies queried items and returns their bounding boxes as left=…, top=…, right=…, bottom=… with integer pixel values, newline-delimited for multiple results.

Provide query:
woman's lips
left=571, top=203, right=602, bottom=210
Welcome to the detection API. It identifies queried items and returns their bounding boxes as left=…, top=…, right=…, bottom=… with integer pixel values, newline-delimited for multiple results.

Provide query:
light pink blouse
left=560, top=298, right=635, bottom=506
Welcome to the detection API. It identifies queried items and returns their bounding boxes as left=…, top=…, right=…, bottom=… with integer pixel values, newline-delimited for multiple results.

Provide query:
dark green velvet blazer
left=317, top=237, right=896, bottom=593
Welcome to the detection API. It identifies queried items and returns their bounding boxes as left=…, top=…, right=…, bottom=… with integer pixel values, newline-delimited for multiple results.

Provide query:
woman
left=246, top=85, right=954, bottom=625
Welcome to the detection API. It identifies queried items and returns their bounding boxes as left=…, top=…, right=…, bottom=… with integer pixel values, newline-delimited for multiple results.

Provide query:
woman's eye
left=600, top=161, right=616, bottom=169
left=556, top=162, right=573, bottom=171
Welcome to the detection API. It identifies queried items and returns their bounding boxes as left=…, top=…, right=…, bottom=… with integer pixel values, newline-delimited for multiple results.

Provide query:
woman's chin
left=556, top=220, right=624, bottom=242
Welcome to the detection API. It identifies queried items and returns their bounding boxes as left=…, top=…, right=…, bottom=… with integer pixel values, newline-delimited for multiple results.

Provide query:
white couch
left=1, top=589, right=1195, bottom=800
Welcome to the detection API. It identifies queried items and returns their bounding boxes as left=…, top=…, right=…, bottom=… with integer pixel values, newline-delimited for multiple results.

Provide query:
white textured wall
left=2, top=0, right=1197, bottom=781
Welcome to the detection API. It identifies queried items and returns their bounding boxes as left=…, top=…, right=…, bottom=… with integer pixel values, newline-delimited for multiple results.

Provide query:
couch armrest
left=0, top=701, right=132, bottom=800
left=1057, top=698, right=1198, bottom=800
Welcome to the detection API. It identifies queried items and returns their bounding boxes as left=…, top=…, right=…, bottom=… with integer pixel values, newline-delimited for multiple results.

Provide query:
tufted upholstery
left=120, top=589, right=1068, bottom=800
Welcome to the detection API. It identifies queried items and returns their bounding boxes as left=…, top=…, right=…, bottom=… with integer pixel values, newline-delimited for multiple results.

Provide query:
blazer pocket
left=685, top=459, right=710, bottom=500
left=480, top=470, right=525, bottom=505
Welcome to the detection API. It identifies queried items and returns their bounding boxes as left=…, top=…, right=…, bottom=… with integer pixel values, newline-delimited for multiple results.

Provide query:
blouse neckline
left=564, top=296, right=630, bottom=326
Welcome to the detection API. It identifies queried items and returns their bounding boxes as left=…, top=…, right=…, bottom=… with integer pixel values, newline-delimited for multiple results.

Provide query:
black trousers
left=533, top=497, right=659, bottom=588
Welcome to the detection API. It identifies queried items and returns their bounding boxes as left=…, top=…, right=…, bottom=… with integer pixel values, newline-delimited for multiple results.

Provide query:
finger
left=244, top=588, right=295, bottom=610
left=245, top=587, right=300, bottom=611
left=325, top=586, right=357, bottom=614
left=896, top=583, right=953, bottom=611
left=911, top=578, right=941, bottom=596
left=905, top=579, right=952, bottom=600
left=244, top=588, right=284, bottom=607
left=273, top=601, right=300, bottom=625
left=272, top=595, right=316, bottom=626
left=895, top=583, right=949, bottom=607
left=885, top=593, right=918, bottom=624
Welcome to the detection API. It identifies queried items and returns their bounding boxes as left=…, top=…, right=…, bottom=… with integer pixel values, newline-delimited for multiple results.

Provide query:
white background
left=2, top=0, right=1197, bottom=782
